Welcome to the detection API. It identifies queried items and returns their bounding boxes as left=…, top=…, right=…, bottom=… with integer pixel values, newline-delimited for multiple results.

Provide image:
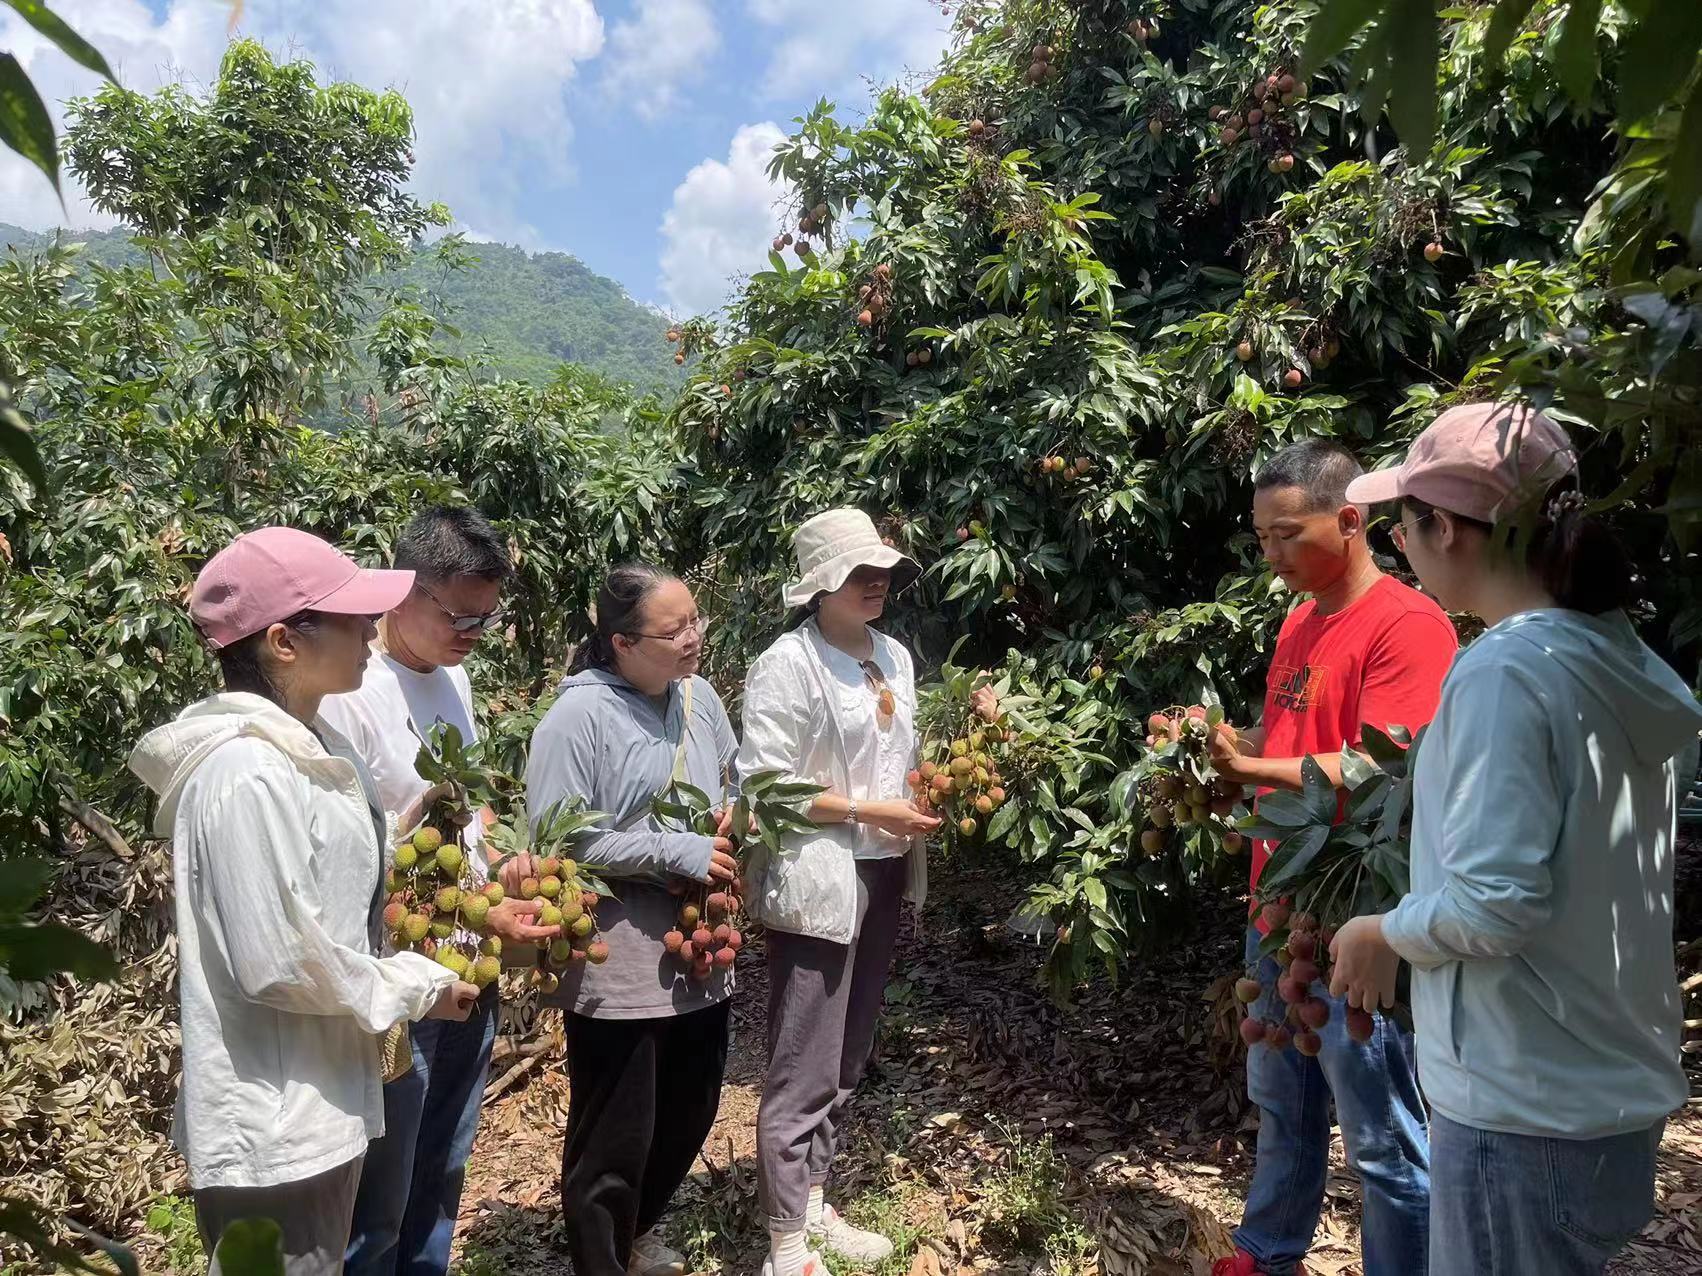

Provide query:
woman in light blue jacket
left=1331, top=404, right=1702, bottom=1276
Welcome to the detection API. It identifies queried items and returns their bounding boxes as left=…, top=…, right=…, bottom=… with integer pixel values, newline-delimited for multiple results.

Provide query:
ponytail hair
left=1405, top=482, right=1634, bottom=615
left=1529, top=486, right=1634, bottom=615
left=567, top=562, right=676, bottom=675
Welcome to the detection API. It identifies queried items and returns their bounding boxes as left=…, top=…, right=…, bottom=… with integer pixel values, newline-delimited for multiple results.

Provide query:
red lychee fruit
left=1289, top=958, right=1321, bottom=987
left=1294, top=1029, right=1322, bottom=1057
left=1346, top=1007, right=1375, bottom=1043
left=1265, top=1023, right=1293, bottom=1051
left=1235, top=977, right=1263, bottom=1004
left=1239, top=1017, right=1267, bottom=1046
left=663, top=930, right=685, bottom=954
left=1299, top=997, right=1331, bottom=1030
left=1424, top=241, right=1444, bottom=263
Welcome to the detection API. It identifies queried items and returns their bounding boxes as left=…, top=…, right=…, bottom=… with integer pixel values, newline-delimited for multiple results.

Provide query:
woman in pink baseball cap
left=1327, top=404, right=1701, bottom=1275
left=130, top=527, right=481, bottom=1275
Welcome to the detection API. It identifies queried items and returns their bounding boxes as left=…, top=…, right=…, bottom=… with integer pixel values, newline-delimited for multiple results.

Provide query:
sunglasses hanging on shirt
left=861, top=660, right=895, bottom=728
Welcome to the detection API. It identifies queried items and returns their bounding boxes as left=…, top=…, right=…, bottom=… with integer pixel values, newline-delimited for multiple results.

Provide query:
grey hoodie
left=1384, top=609, right=1702, bottom=1138
left=526, top=669, right=739, bottom=1019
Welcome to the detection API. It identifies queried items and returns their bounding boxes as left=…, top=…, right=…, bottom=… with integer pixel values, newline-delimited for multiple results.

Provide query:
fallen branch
left=58, top=794, right=134, bottom=861
left=483, top=1037, right=554, bottom=1101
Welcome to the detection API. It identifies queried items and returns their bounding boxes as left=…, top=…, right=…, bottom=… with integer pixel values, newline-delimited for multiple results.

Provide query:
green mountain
left=0, top=223, right=684, bottom=396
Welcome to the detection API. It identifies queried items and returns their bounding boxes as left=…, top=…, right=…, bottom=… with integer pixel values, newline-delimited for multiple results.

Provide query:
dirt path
left=453, top=866, right=1702, bottom=1276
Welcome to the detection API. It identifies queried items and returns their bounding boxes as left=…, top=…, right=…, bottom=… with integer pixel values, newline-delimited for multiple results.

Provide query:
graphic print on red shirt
left=1250, top=575, right=1458, bottom=907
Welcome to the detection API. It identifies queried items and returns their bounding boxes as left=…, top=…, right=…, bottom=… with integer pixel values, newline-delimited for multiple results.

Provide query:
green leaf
left=0, top=856, right=55, bottom=916
left=1670, top=78, right=1702, bottom=247
left=3, top=2, right=117, bottom=80
left=0, top=397, right=47, bottom=491
left=1553, top=0, right=1604, bottom=108
left=1484, top=0, right=1540, bottom=66
left=986, top=797, right=1022, bottom=842
left=1255, top=788, right=1322, bottom=829
left=1258, top=823, right=1332, bottom=892
left=1617, top=0, right=1702, bottom=125
left=0, top=920, right=118, bottom=981
left=0, top=53, right=60, bottom=194
left=210, top=1219, right=286, bottom=1276
left=1302, top=0, right=1386, bottom=75
left=1384, top=0, right=1439, bottom=159
left=0, top=1198, right=138, bottom=1276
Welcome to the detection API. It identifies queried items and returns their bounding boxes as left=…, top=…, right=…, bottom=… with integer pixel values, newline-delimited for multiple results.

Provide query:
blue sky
left=1, top=0, right=955, bottom=313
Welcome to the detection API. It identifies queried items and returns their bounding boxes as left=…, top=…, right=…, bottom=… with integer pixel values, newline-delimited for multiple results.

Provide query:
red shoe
left=1212, top=1252, right=1309, bottom=1276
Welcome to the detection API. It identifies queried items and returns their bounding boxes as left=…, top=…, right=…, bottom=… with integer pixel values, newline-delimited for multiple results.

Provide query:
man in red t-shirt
left=1208, top=441, right=1456, bottom=1276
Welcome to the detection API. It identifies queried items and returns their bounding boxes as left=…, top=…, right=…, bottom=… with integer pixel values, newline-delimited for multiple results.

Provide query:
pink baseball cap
left=190, top=527, right=414, bottom=649
left=1344, top=402, right=1578, bottom=523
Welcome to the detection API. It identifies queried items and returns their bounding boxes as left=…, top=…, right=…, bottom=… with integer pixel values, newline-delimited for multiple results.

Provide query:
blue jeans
left=1430, top=1113, right=1662, bottom=1275
left=1234, top=929, right=1429, bottom=1275
left=346, top=987, right=498, bottom=1276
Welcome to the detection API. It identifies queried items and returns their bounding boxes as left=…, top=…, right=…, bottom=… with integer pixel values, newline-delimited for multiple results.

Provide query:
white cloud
left=601, top=0, right=719, bottom=122
left=658, top=121, right=789, bottom=316
left=743, top=0, right=952, bottom=101
left=0, top=0, right=604, bottom=246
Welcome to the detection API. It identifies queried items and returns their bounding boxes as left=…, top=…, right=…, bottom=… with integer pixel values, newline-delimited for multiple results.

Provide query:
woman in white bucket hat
left=737, top=509, right=992, bottom=1276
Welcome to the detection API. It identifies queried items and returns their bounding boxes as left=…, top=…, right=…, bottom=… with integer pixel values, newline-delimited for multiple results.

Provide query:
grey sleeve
left=526, top=699, right=713, bottom=882
left=708, top=680, right=742, bottom=804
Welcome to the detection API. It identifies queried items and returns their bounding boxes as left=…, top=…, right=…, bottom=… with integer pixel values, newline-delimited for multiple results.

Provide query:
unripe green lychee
left=586, top=941, right=610, bottom=965
left=561, top=896, right=584, bottom=924
left=393, top=844, right=419, bottom=871
left=436, top=948, right=469, bottom=977
left=430, top=918, right=455, bottom=940
left=519, top=877, right=540, bottom=900
left=571, top=914, right=594, bottom=939
left=402, top=913, right=430, bottom=944
left=416, top=850, right=438, bottom=875
left=412, top=827, right=444, bottom=855
left=482, top=881, right=505, bottom=904
left=471, top=955, right=501, bottom=987
left=479, top=935, right=502, bottom=958
left=538, top=903, right=564, bottom=929
left=539, top=875, right=562, bottom=899
left=461, top=895, right=491, bottom=929
left=436, top=844, right=463, bottom=875
left=434, top=885, right=461, bottom=913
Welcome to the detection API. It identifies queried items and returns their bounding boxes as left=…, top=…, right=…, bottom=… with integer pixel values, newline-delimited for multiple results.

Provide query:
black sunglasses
left=417, top=582, right=505, bottom=635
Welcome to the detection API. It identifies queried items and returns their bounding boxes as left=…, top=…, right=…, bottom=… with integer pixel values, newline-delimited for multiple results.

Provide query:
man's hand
left=1329, top=915, right=1400, bottom=1011
left=426, top=981, right=480, bottom=1020
left=399, top=783, right=472, bottom=836
left=486, top=897, right=561, bottom=944
left=1209, top=721, right=1259, bottom=785
left=971, top=683, right=1000, bottom=722
left=704, top=837, right=739, bottom=884
left=713, top=807, right=756, bottom=839
left=498, top=853, right=539, bottom=898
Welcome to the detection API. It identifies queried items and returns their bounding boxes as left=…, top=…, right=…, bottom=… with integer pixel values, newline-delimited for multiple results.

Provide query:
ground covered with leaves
left=446, top=865, right=1702, bottom=1276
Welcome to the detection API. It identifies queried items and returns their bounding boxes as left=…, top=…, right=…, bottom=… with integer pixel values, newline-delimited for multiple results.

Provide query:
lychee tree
left=669, top=0, right=1700, bottom=991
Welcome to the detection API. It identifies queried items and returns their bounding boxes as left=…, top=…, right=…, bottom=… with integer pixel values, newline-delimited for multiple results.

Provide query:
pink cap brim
left=312, top=567, right=415, bottom=618
left=1344, top=467, right=1404, bottom=507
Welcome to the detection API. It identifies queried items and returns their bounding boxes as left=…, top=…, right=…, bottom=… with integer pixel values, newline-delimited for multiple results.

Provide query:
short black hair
left=393, top=506, right=512, bottom=584
left=1254, top=439, right=1365, bottom=512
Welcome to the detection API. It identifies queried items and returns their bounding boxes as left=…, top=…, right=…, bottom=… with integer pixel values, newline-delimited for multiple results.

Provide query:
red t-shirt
left=1249, top=575, right=1457, bottom=902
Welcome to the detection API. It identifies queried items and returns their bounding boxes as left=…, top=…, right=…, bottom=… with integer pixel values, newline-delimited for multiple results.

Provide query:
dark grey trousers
left=757, top=857, right=907, bottom=1231
left=195, top=1155, right=363, bottom=1276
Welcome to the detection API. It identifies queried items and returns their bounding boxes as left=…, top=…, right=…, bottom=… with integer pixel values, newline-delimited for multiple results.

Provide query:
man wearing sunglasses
left=322, top=506, right=557, bottom=1276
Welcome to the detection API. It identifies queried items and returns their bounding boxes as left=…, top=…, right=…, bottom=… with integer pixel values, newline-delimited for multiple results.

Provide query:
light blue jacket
left=1384, top=609, right=1702, bottom=1139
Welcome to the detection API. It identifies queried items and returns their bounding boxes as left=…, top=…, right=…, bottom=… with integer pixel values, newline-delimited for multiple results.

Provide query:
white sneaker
left=809, top=1204, right=894, bottom=1264
left=760, top=1249, right=828, bottom=1276
left=627, top=1227, right=686, bottom=1276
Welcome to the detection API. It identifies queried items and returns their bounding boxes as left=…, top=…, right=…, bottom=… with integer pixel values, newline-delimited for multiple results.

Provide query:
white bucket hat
left=783, top=508, right=921, bottom=608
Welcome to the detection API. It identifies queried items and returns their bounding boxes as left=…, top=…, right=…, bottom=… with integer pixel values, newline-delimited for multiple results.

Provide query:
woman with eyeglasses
left=525, top=563, right=740, bottom=1276
left=738, top=509, right=993, bottom=1276
left=1328, top=404, right=1702, bottom=1274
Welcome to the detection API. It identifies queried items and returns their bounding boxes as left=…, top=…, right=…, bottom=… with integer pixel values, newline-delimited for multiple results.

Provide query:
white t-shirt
left=319, top=651, right=487, bottom=877
left=815, top=634, right=916, bottom=860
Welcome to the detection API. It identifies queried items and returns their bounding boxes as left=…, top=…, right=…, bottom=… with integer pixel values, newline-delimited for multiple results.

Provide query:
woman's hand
left=426, top=980, right=480, bottom=1021
left=485, top=897, right=560, bottom=944
left=971, top=683, right=1000, bottom=722
left=703, top=837, right=739, bottom=884
left=858, top=799, right=943, bottom=838
left=1329, top=915, right=1400, bottom=1011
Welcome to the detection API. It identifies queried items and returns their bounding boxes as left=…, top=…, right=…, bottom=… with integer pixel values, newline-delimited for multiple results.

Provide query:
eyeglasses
left=627, top=616, right=710, bottom=648
left=417, top=582, right=506, bottom=635
left=1390, top=511, right=1434, bottom=553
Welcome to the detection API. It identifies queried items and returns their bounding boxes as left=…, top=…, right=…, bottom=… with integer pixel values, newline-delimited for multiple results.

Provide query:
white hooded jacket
left=130, top=692, right=456, bottom=1189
